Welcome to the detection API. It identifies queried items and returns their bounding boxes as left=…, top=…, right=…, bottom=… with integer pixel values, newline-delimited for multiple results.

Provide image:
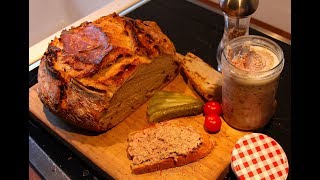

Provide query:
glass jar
left=221, top=35, right=284, bottom=131
left=216, top=13, right=251, bottom=71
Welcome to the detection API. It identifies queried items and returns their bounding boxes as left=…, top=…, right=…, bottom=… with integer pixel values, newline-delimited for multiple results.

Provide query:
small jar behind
left=216, top=13, right=250, bottom=71
left=221, top=35, right=284, bottom=131
left=216, top=0, right=259, bottom=72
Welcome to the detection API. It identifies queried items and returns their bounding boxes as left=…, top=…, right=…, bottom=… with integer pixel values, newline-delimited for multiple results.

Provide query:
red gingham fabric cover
left=231, top=133, right=289, bottom=180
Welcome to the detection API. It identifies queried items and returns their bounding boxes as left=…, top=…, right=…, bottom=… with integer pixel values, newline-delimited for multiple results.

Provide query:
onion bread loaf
left=177, top=53, right=222, bottom=102
left=127, top=121, right=214, bottom=174
left=37, top=13, right=179, bottom=132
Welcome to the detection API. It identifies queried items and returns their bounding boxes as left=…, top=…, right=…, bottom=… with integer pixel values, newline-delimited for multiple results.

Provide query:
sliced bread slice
left=176, top=52, right=222, bottom=102
left=127, top=121, right=214, bottom=174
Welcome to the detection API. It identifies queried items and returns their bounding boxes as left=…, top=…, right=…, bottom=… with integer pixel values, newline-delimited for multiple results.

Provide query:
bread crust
left=177, top=53, right=222, bottom=102
left=37, top=13, right=178, bottom=132
left=128, top=122, right=214, bottom=174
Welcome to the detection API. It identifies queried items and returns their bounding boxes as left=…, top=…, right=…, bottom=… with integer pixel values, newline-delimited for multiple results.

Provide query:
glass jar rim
left=222, top=35, right=284, bottom=75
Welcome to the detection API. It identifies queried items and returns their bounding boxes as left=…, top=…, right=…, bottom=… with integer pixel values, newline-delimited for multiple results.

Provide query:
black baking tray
left=29, top=0, right=291, bottom=179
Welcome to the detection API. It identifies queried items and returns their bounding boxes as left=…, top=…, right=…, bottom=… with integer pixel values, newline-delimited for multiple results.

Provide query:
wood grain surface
left=29, top=164, right=42, bottom=180
left=29, top=73, right=250, bottom=179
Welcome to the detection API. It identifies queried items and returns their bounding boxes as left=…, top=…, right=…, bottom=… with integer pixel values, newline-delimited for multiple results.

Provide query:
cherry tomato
left=204, top=114, right=222, bottom=133
left=203, top=101, right=222, bottom=116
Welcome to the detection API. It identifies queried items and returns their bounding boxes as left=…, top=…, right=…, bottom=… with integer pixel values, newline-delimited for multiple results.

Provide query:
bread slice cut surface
left=177, top=52, right=222, bottom=102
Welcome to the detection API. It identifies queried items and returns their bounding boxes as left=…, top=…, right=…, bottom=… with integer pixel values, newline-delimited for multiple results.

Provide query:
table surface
left=28, top=0, right=291, bottom=179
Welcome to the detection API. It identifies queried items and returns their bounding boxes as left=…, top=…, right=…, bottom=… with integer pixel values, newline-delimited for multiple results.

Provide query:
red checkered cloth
left=231, top=133, right=289, bottom=180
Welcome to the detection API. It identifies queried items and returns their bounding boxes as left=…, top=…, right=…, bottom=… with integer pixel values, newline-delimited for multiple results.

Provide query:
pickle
left=147, top=91, right=204, bottom=122
left=148, top=102, right=188, bottom=116
left=149, top=92, right=197, bottom=105
left=148, top=102, right=204, bottom=122
left=148, top=98, right=200, bottom=115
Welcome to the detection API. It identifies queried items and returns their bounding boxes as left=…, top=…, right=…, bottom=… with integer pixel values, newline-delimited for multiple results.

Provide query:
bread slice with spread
left=127, top=121, right=214, bottom=174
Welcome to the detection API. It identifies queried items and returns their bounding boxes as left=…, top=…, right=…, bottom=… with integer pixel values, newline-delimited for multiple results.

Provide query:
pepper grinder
left=216, top=0, right=259, bottom=71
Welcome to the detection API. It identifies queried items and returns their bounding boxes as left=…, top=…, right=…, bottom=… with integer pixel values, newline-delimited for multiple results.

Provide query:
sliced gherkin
left=148, top=101, right=191, bottom=116
left=148, top=98, right=200, bottom=110
left=147, top=91, right=204, bottom=122
left=149, top=94, right=196, bottom=104
left=148, top=102, right=204, bottom=122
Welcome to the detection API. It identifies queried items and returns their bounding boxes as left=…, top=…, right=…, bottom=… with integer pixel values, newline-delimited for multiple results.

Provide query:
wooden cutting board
left=29, top=73, right=250, bottom=179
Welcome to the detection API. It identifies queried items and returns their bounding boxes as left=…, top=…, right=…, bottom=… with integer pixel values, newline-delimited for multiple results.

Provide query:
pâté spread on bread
left=127, top=121, right=214, bottom=174
left=37, top=13, right=179, bottom=132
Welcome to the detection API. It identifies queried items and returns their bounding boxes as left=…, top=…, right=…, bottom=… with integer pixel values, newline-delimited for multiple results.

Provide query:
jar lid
left=231, top=133, right=289, bottom=179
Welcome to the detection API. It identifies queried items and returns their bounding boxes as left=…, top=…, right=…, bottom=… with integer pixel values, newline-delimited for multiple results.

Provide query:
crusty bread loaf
left=37, top=13, right=179, bottom=132
left=127, top=121, right=214, bottom=174
left=176, top=53, right=222, bottom=102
